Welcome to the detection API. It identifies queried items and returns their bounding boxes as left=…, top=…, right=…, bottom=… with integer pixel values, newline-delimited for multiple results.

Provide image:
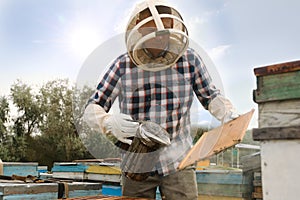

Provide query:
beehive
left=253, top=60, right=300, bottom=200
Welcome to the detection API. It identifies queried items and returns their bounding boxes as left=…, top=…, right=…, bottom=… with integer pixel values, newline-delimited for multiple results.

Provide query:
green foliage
left=0, top=96, right=9, bottom=139
left=80, top=127, right=120, bottom=159
left=192, top=126, right=208, bottom=144
left=73, top=85, right=120, bottom=159
left=0, top=94, right=28, bottom=161
left=0, top=79, right=107, bottom=167
left=0, top=135, right=27, bottom=161
left=10, top=80, right=41, bottom=137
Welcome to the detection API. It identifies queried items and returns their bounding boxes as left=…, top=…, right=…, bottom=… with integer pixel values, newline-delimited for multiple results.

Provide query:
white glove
left=83, top=104, right=139, bottom=145
left=208, top=96, right=240, bottom=124
left=103, top=113, right=139, bottom=145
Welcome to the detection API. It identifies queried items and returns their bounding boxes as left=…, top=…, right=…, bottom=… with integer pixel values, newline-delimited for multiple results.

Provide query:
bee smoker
left=121, top=121, right=171, bottom=181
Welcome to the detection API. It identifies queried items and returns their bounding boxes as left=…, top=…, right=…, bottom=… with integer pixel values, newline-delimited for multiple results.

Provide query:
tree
left=10, top=80, right=41, bottom=137
left=1, top=79, right=123, bottom=166
left=6, top=79, right=92, bottom=165
left=0, top=96, right=9, bottom=139
left=0, top=96, right=11, bottom=160
left=0, top=95, right=28, bottom=161
left=33, top=79, right=92, bottom=166
left=73, top=84, right=120, bottom=160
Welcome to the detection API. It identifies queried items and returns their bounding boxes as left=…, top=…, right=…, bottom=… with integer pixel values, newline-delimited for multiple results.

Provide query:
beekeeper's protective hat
left=125, top=0, right=189, bottom=71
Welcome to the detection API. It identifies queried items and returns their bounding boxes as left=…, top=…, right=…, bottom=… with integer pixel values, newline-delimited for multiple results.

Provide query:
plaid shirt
left=89, top=47, right=220, bottom=175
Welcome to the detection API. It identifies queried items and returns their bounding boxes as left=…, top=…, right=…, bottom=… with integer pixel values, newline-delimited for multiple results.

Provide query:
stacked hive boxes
left=241, top=152, right=262, bottom=200
left=196, top=168, right=253, bottom=200
left=0, top=162, right=101, bottom=199
left=252, top=60, right=300, bottom=200
left=252, top=172, right=262, bottom=200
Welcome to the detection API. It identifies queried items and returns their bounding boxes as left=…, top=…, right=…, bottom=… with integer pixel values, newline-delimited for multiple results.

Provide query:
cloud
left=208, top=45, right=231, bottom=61
left=188, top=16, right=207, bottom=26
left=31, top=40, right=47, bottom=44
left=186, top=11, right=215, bottom=33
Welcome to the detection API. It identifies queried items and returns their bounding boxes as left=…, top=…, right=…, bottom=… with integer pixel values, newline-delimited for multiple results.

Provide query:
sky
left=1, top=0, right=300, bottom=128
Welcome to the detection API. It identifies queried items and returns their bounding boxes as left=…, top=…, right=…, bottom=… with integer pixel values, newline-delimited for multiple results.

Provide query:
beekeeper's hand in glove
left=83, top=103, right=139, bottom=145
left=208, top=96, right=240, bottom=124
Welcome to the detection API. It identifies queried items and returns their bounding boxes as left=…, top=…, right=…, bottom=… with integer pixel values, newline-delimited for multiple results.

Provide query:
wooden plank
left=0, top=182, right=101, bottom=195
left=253, top=172, right=261, bottom=179
left=0, top=182, right=101, bottom=200
left=39, top=172, right=53, bottom=180
left=64, top=182, right=102, bottom=191
left=102, top=185, right=122, bottom=196
left=197, top=183, right=250, bottom=198
left=252, top=192, right=263, bottom=199
left=67, top=189, right=102, bottom=198
left=253, top=70, right=300, bottom=102
left=52, top=172, right=86, bottom=180
left=253, top=180, right=262, bottom=187
left=37, top=166, right=48, bottom=173
left=52, top=163, right=88, bottom=172
left=0, top=189, right=102, bottom=200
left=257, top=100, right=300, bottom=128
left=260, top=140, right=300, bottom=199
left=178, top=109, right=254, bottom=170
left=198, top=195, right=246, bottom=200
left=1, top=192, right=58, bottom=199
left=60, top=195, right=152, bottom=199
left=196, top=171, right=243, bottom=185
left=85, top=173, right=121, bottom=183
left=86, top=166, right=121, bottom=175
left=196, top=160, right=210, bottom=170
left=253, top=126, right=300, bottom=141
left=73, top=158, right=121, bottom=163
left=240, top=152, right=261, bottom=172
left=2, top=162, right=38, bottom=177
left=1, top=183, right=56, bottom=195
left=254, top=60, right=300, bottom=76
left=254, top=186, right=262, bottom=193
left=0, top=160, right=3, bottom=175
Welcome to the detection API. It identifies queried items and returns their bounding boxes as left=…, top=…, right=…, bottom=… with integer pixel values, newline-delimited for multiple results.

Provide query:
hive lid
left=254, top=60, right=300, bottom=77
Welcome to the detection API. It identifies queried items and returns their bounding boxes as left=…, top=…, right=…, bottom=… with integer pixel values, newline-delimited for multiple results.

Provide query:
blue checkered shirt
left=89, top=48, right=220, bottom=175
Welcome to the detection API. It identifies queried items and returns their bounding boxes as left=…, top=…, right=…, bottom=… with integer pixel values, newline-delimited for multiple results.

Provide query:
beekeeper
left=83, top=0, right=239, bottom=199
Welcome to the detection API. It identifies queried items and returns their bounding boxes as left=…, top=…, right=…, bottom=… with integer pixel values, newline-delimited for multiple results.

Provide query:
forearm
left=83, top=103, right=110, bottom=134
left=83, top=103, right=139, bottom=145
left=208, top=95, right=239, bottom=123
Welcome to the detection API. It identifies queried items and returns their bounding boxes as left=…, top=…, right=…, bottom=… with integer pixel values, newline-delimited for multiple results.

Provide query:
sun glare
left=67, top=25, right=103, bottom=60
